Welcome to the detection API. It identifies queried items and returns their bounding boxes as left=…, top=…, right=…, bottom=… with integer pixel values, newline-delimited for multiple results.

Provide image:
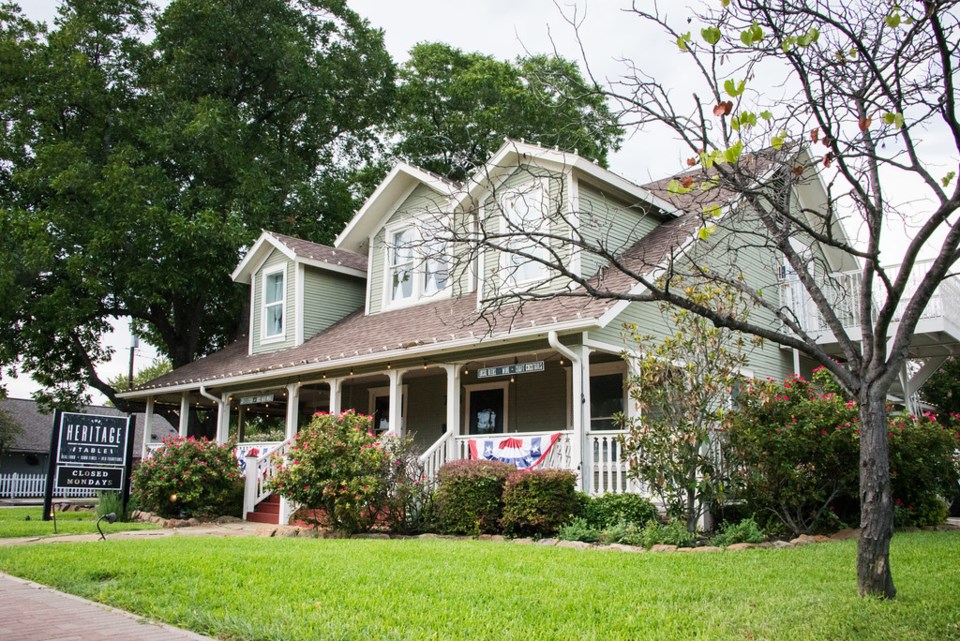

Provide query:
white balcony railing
left=780, top=259, right=960, bottom=335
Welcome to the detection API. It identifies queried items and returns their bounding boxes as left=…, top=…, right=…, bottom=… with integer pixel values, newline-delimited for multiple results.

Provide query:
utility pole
left=128, top=334, right=138, bottom=388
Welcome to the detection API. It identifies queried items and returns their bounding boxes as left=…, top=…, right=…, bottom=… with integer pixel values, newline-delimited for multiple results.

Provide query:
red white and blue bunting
left=467, top=433, right=562, bottom=469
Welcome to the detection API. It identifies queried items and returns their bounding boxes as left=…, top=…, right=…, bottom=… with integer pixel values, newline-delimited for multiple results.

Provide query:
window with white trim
left=262, top=266, right=285, bottom=339
left=388, top=225, right=417, bottom=303
left=386, top=222, right=451, bottom=306
left=500, top=184, right=549, bottom=286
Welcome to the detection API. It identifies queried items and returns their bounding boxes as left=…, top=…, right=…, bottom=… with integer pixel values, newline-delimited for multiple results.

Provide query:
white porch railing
left=453, top=431, right=575, bottom=471
left=243, top=438, right=293, bottom=519
left=0, top=473, right=99, bottom=499
left=418, top=431, right=455, bottom=486
left=235, top=441, right=284, bottom=474
left=586, top=431, right=639, bottom=495
left=142, top=440, right=284, bottom=477
left=780, top=259, right=960, bottom=334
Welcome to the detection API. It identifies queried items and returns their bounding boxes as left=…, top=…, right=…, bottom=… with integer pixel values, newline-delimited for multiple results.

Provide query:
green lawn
left=0, top=532, right=957, bottom=640
left=0, top=507, right=157, bottom=538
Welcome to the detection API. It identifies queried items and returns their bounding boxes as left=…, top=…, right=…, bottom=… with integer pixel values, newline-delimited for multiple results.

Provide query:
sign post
left=43, top=411, right=136, bottom=521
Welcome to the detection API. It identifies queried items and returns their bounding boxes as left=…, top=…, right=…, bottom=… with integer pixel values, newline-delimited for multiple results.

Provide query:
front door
left=468, top=387, right=505, bottom=435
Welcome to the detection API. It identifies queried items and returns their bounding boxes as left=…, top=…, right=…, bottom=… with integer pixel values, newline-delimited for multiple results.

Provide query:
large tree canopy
left=0, top=0, right=395, bottom=409
left=389, top=42, right=624, bottom=181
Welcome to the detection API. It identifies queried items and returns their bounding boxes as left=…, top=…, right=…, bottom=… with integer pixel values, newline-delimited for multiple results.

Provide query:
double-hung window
left=262, top=266, right=285, bottom=339
left=386, top=222, right=451, bottom=306
left=500, top=184, right=548, bottom=286
left=388, top=226, right=417, bottom=303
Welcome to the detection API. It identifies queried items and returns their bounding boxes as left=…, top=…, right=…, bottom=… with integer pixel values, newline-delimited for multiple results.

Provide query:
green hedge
left=582, top=492, right=659, bottom=529
left=435, top=460, right=515, bottom=534
left=501, top=469, right=579, bottom=537
left=132, top=437, right=242, bottom=518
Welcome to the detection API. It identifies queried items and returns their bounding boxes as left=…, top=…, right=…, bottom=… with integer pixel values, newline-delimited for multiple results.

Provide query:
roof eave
left=118, top=317, right=601, bottom=398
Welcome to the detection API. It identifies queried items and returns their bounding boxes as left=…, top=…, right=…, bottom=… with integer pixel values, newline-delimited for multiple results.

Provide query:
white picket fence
left=0, top=473, right=99, bottom=499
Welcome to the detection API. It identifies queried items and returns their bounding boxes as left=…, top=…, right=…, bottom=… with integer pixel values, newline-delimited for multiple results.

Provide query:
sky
left=8, top=1, right=955, bottom=401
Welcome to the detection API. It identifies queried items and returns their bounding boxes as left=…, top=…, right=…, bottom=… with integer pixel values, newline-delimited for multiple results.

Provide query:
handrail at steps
left=418, top=430, right=455, bottom=486
left=243, top=436, right=294, bottom=519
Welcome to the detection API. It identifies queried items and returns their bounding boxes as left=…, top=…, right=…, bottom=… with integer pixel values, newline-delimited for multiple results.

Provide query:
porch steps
left=247, top=493, right=281, bottom=525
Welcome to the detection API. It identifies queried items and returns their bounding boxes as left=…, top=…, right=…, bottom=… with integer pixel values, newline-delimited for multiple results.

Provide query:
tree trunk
left=857, top=390, right=896, bottom=598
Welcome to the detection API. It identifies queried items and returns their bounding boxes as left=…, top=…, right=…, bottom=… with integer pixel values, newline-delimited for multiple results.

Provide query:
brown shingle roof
left=134, top=171, right=720, bottom=393
left=134, top=290, right=621, bottom=391
left=267, top=232, right=367, bottom=273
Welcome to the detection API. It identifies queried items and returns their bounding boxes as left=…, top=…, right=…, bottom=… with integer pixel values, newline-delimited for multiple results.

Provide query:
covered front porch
left=138, top=334, right=643, bottom=523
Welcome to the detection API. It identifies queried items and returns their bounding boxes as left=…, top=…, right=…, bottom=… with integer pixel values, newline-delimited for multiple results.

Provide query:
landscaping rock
left=537, top=538, right=557, bottom=546
left=725, top=543, right=758, bottom=551
left=772, top=540, right=792, bottom=548
left=757, top=541, right=776, bottom=549
left=254, top=526, right=277, bottom=537
left=186, top=518, right=202, bottom=527
left=417, top=533, right=441, bottom=540
left=830, top=528, right=860, bottom=541
left=812, top=535, right=832, bottom=543
left=512, top=538, right=535, bottom=545
left=351, top=533, right=391, bottom=540
left=606, top=543, right=646, bottom=553
left=276, top=526, right=301, bottom=538
left=476, top=534, right=506, bottom=542
left=214, top=516, right=244, bottom=524
left=650, top=544, right=678, bottom=552
left=789, top=534, right=816, bottom=546
left=557, top=540, right=592, bottom=550
left=689, top=546, right=723, bottom=552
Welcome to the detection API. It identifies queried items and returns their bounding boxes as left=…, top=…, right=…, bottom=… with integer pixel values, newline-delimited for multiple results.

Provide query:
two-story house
left=119, top=140, right=960, bottom=524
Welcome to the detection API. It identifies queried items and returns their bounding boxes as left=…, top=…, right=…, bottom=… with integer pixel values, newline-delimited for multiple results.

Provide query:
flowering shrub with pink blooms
left=132, top=436, right=243, bottom=518
left=723, top=367, right=959, bottom=534
left=268, top=410, right=428, bottom=534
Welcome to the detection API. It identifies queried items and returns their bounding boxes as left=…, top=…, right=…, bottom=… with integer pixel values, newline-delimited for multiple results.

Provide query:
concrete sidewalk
left=0, top=520, right=263, bottom=547
left=0, top=572, right=216, bottom=641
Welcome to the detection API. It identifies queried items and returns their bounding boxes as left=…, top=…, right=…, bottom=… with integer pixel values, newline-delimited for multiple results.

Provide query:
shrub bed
left=581, top=492, right=659, bottom=529
left=501, top=468, right=578, bottom=537
left=132, top=436, right=242, bottom=518
left=434, top=460, right=515, bottom=535
left=724, top=368, right=960, bottom=534
left=269, top=410, right=392, bottom=534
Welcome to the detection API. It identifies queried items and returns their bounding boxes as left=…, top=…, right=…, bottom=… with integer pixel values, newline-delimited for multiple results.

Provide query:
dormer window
left=500, top=183, right=548, bottom=286
left=386, top=222, right=450, bottom=307
left=262, top=265, right=286, bottom=339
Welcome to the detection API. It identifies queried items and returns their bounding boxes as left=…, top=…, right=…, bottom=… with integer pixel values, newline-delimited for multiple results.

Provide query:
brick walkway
left=0, top=573, right=217, bottom=641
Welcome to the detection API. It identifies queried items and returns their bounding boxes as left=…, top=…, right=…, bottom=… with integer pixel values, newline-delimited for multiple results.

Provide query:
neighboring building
left=0, top=397, right=177, bottom=476
left=118, top=140, right=960, bottom=524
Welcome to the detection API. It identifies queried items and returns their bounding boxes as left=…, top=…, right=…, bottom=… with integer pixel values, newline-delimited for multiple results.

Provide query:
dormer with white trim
left=233, top=231, right=367, bottom=355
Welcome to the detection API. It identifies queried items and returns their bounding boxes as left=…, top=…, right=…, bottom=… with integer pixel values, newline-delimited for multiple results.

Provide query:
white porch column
left=568, top=347, right=586, bottom=491
left=328, top=378, right=341, bottom=414
left=626, top=352, right=641, bottom=423
left=284, top=383, right=300, bottom=441
left=216, top=394, right=230, bottom=444
left=387, top=369, right=403, bottom=436
left=237, top=404, right=246, bottom=443
left=141, top=396, right=155, bottom=459
left=577, top=347, right=593, bottom=493
left=178, top=392, right=190, bottom=437
left=443, top=364, right=461, bottom=459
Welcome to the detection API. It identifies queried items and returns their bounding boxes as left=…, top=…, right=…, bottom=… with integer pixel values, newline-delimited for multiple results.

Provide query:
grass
left=0, top=532, right=957, bottom=640
left=0, top=507, right=157, bottom=538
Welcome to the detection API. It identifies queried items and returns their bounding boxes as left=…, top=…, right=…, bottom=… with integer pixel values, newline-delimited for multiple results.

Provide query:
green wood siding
left=251, top=249, right=296, bottom=355
left=368, top=184, right=452, bottom=315
left=302, top=267, right=365, bottom=340
left=588, top=226, right=795, bottom=382
left=578, top=183, right=661, bottom=279
left=481, top=167, right=571, bottom=300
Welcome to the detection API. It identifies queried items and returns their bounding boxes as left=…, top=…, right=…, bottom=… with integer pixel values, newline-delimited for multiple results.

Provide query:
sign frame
left=43, top=410, right=136, bottom=521
left=477, top=361, right=545, bottom=379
